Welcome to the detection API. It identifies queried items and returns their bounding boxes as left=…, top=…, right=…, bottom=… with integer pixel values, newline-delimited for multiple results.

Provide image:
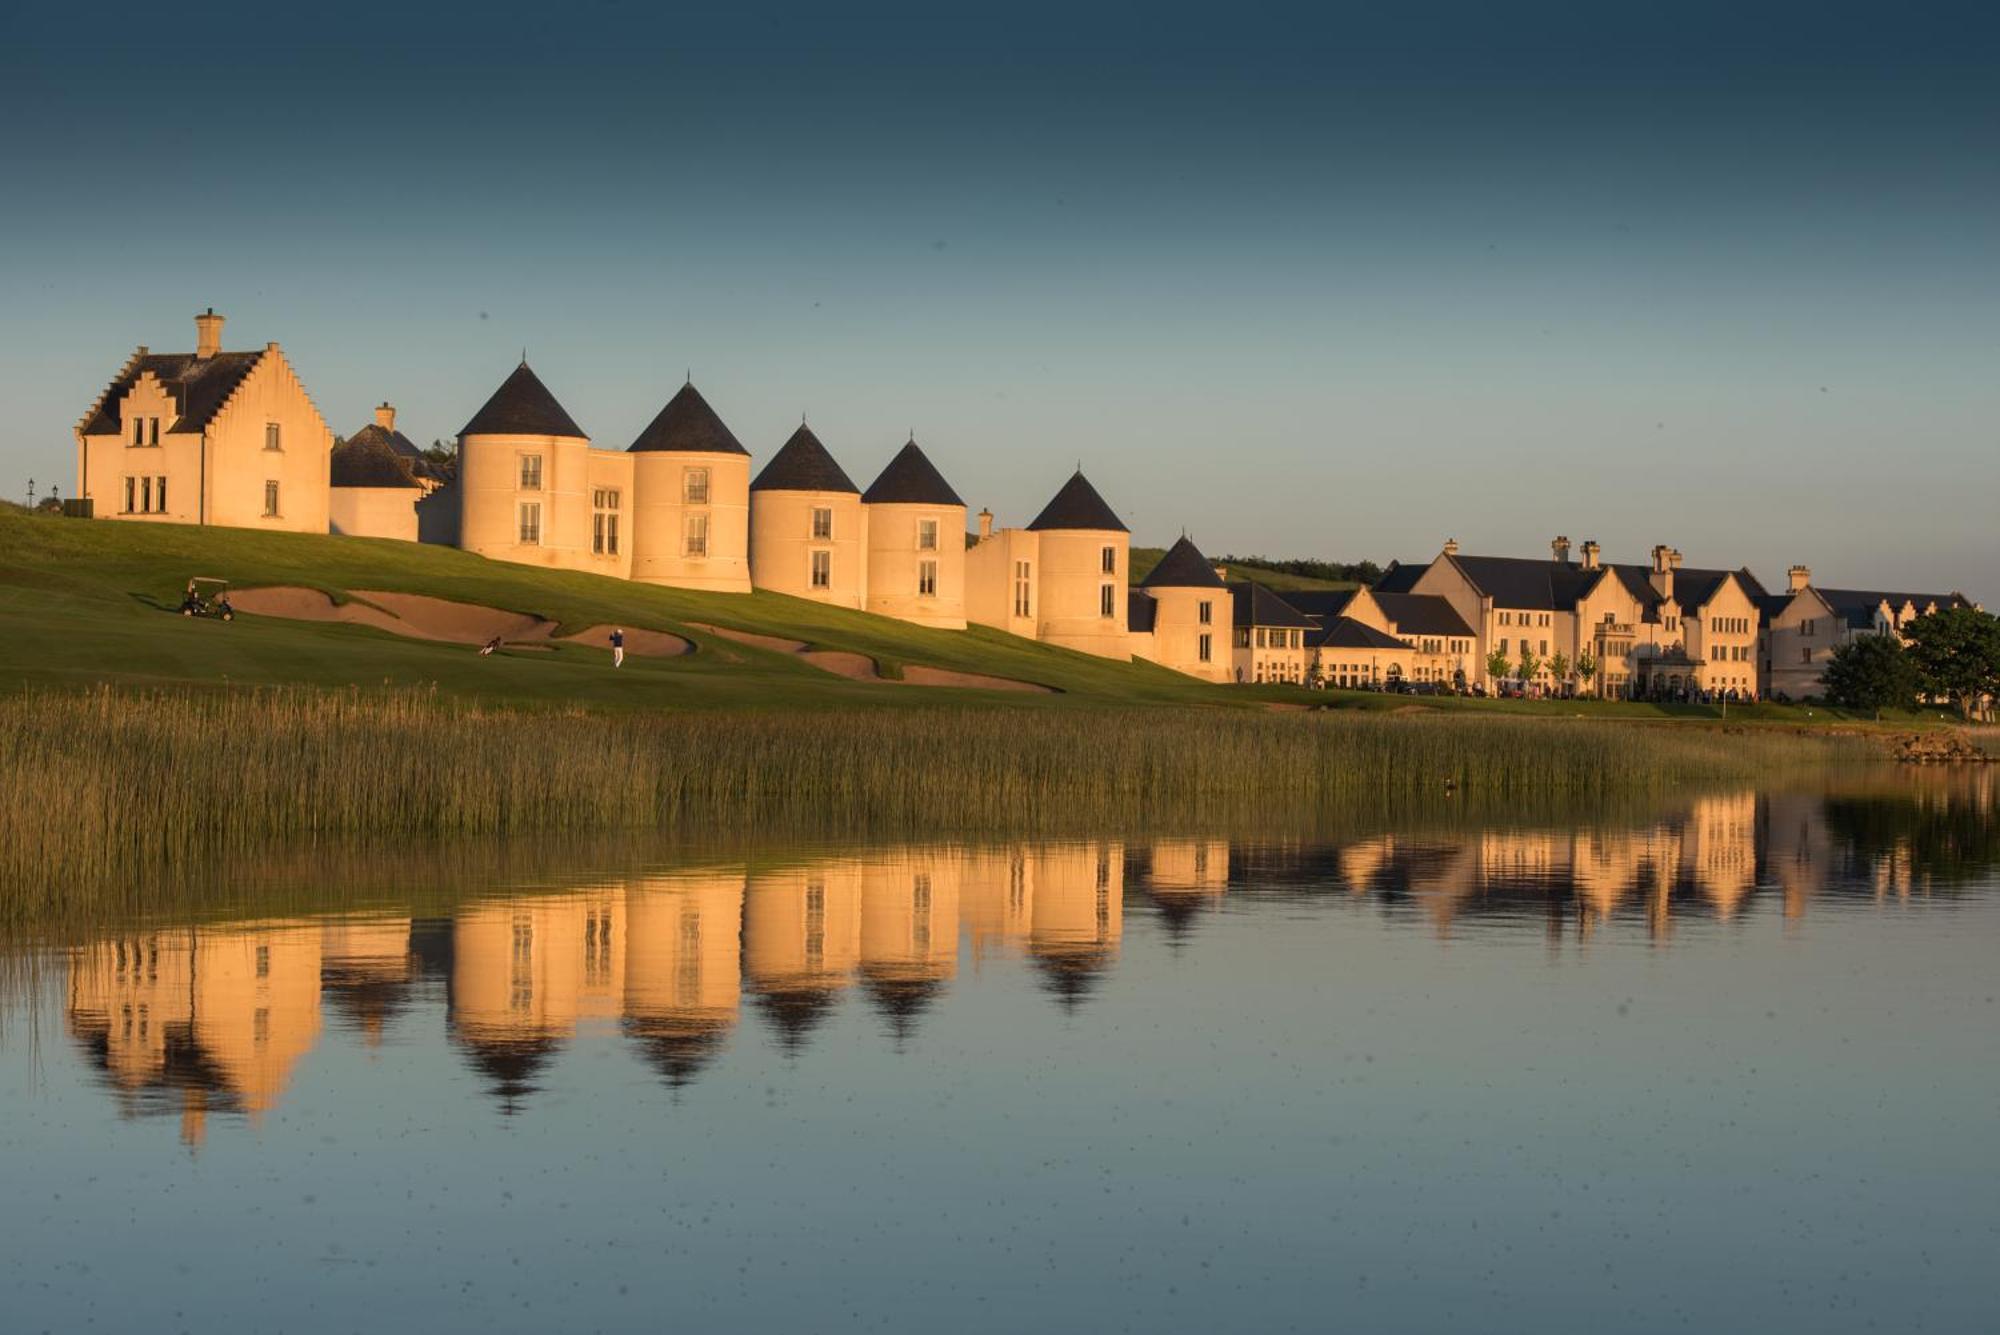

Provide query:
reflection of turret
left=1142, top=840, right=1229, bottom=940
left=623, top=871, right=745, bottom=1088
left=66, top=921, right=324, bottom=1144
left=320, top=917, right=417, bottom=1047
left=858, top=851, right=961, bottom=1043
left=448, top=890, right=625, bottom=1112
left=742, top=863, right=861, bottom=1053
left=1027, top=843, right=1123, bottom=1011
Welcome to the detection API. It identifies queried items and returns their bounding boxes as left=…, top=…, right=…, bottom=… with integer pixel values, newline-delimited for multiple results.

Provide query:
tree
left=1576, top=651, right=1597, bottom=695
left=1485, top=648, right=1512, bottom=684
left=1904, top=608, right=2000, bottom=722
left=1822, top=635, right=1920, bottom=720
left=1549, top=651, right=1570, bottom=685
left=1516, top=645, right=1543, bottom=684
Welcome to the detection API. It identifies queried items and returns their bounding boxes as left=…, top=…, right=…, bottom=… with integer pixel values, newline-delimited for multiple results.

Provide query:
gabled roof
left=344, top=421, right=426, bottom=463
left=1445, top=554, right=1603, bottom=611
left=1373, top=592, right=1475, bottom=638
left=78, top=350, right=265, bottom=437
left=627, top=381, right=748, bottom=455
left=1126, top=589, right=1158, bottom=634
left=1312, top=617, right=1409, bottom=651
left=1370, top=562, right=1427, bottom=594
left=1813, top=587, right=1973, bottom=629
left=1027, top=471, right=1126, bottom=532
left=751, top=424, right=859, bottom=494
left=862, top=438, right=964, bottom=506
left=330, top=434, right=423, bottom=489
left=1228, top=581, right=1315, bottom=630
left=1274, top=589, right=1360, bottom=619
left=459, top=362, right=587, bottom=439
left=1139, top=536, right=1226, bottom=589
left=1608, top=563, right=1769, bottom=616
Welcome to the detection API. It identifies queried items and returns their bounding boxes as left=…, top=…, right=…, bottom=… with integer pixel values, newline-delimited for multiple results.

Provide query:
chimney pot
left=1442, top=538, right=1460, bottom=557
left=1788, top=564, right=1811, bottom=593
left=375, top=402, right=397, bottom=432
left=1581, top=540, right=1601, bottom=570
left=194, top=309, right=225, bottom=358
left=976, top=508, right=993, bottom=540
left=1552, top=535, right=1571, bottom=564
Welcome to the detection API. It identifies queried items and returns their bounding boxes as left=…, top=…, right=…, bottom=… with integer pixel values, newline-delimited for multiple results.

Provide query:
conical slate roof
left=1026, top=470, right=1126, bottom=532
left=861, top=438, right=964, bottom=506
left=1140, top=535, right=1225, bottom=589
left=459, top=362, right=587, bottom=439
left=750, top=424, right=860, bottom=494
left=627, top=381, right=749, bottom=455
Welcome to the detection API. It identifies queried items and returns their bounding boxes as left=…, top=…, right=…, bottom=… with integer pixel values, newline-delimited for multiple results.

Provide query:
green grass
left=1129, top=545, right=1358, bottom=593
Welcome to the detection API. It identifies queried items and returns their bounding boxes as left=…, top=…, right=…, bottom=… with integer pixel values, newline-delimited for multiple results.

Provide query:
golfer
left=610, top=627, right=625, bottom=667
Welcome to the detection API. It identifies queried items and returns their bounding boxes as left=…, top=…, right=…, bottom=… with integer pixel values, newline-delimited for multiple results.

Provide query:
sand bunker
left=687, top=622, right=808, bottom=654
left=800, top=650, right=882, bottom=680
left=901, top=665, right=1054, bottom=693
left=233, top=588, right=690, bottom=656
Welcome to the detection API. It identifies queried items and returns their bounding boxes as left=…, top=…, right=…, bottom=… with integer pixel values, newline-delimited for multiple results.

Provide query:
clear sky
left=4, top=0, right=1995, bottom=599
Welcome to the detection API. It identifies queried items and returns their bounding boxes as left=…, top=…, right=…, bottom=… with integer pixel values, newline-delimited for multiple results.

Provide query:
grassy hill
left=0, top=512, right=1260, bottom=711
left=1129, top=546, right=1359, bottom=594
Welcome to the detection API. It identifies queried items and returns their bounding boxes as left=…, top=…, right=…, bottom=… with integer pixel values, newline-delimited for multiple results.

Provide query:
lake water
left=3, top=772, right=1995, bottom=1333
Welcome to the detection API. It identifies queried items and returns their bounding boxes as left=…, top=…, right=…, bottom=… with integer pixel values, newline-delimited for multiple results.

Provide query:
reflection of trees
left=1822, top=794, right=2000, bottom=893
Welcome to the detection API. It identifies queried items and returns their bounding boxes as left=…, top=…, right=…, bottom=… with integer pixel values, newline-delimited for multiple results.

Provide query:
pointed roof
left=1140, top=536, right=1226, bottom=589
left=343, top=421, right=426, bottom=463
left=330, top=434, right=423, bottom=489
left=458, top=362, right=586, bottom=439
left=750, top=424, right=859, bottom=494
left=1027, top=470, right=1126, bottom=533
left=627, top=381, right=748, bottom=455
left=1311, top=617, right=1410, bottom=651
left=862, top=438, right=964, bottom=506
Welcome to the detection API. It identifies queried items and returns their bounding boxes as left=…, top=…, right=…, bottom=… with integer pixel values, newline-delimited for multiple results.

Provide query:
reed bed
left=0, top=687, right=1864, bottom=909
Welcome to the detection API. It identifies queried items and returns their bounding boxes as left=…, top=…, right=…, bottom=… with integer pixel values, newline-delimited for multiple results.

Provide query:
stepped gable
left=750, top=423, right=859, bottom=493
left=1813, top=587, right=1973, bottom=629
left=1139, top=536, right=1226, bottom=589
left=1026, top=470, right=1126, bottom=532
left=459, top=361, right=587, bottom=439
left=862, top=438, right=964, bottom=506
left=627, top=381, right=749, bottom=455
left=330, top=434, right=423, bottom=488
left=78, top=350, right=264, bottom=437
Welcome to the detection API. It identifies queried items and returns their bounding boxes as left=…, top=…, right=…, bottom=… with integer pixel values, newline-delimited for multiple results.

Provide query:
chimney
left=1442, top=538, right=1460, bottom=557
left=1581, top=540, right=1601, bottom=570
left=1551, top=535, right=1571, bottom=565
left=1669, top=548, right=1683, bottom=570
left=1649, top=544, right=1675, bottom=601
left=976, top=508, right=993, bottom=540
left=1214, top=566, right=1229, bottom=583
left=194, top=308, right=224, bottom=359
left=374, top=402, right=397, bottom=432
left=1788, top=564, right=1811, bottom=593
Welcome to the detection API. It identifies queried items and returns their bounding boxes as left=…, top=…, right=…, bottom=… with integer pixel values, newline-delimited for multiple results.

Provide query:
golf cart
left=179, top=577, right=235, bottom=621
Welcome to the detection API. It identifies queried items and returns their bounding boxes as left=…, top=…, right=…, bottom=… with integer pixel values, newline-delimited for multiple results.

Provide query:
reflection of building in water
left=859, top=850, right=961, bottom=1041
left=448, top=887, right=625, bottom=1110
left=742, top=862, right=862, bottom=1052
left=1684, top=793, right=1758, bottom=919
left=1141, top=839, right=1229, bottom=939
left=1027, top=842, right=1124, bottom=1010
left=1760, top=792, right=1831, bottom=921
left=320, top=916, right=417, bottom=1046
left=958, top=846, right=1035, bottom=962
left=623, top=871, right=745, bottom=1087
left=66, top=921, right=323, bottom=1145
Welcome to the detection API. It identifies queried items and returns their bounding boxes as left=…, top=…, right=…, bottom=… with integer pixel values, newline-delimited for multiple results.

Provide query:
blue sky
left=4, top=0, right=1995, bottom=597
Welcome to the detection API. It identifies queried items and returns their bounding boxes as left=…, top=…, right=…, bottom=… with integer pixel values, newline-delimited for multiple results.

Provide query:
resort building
left=967, top=470, right=1131, bottom=661
left=328, top=407, right=425, bottom=542
left=748, top=423, right=867, bottom=609
left=74, top=309, right=333, bottom=533
left=1758, top=564, right=1977, bottom=700
left=625, top=381, right=753, bottom=593
left=1127, top=536, right=1230, bottom=682
left=861, top=438, right=968, bottom=629
left=1228, top=580, right=1314, bottom=684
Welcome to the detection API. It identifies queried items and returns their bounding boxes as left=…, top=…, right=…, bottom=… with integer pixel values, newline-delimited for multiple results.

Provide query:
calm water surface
left=3, top=774, right=1996, bottom=1333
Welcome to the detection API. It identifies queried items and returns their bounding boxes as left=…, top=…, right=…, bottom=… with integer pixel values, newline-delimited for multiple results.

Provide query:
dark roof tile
left=330, top=434, right=423, bottom=488
left=1126, top=590, right=1158, bottom=634
left=1027, top=471, right=1126, bottom=532
left=1373, top=593, right=1475, bottom=638
left=1228, top=581, right=1315, bottom=630
left=1312, top=617, right=1410, bottom=651
left=78, top=350, right=265, bottom=437
left=627, top=381, right=748, bottom=455
left=459, top=362, right=587, bottom=439
left=862, top=438, right=964, bottom=506
left=1139, top=536, right=1226, bottom=589
left=751, top=424, right=859, bottom=494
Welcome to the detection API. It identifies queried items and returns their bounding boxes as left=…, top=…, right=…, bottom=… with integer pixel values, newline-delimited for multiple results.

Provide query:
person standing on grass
left=610, top=627, right=625, bottom=668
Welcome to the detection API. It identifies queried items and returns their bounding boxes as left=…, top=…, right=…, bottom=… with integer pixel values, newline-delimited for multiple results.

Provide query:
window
left=1198, top=633, right=1212, bottom=663
left=918, top=518, right=939, bottom=552
left=124, top=477, right=136, bottom=513
left=1100, top=583, right=1116, bottom=618
left=264, top=423, right=281, bottom=452
left=518, top=501, right=541, bottom=545
left=519, top=454, right=543, bottom=490
left=811, top=507, right=833, bottom=540
left=683, top=466, right=710, bottom=505
left=1013, top=561, right=1032, bottom=618
left=1198, top=600, right=1212, bottom=625
left=263, top=480, right=280, bottom=516
left=592, top=488, right=620, bottom=556
left=684, top=512, right=709, bottom=557
left=140, top=476, right=152, bottom=513
left=918, top=559, right=938, bottom=596
left=1101, top=545, right=1116, bottom=574
left=133, top=418, right=144, bottom=446
left=149, top=418, right=160, bottom=446
left=810, top=550, right=832, bottom=589
left=1800, top=647, right=1812, bottom=663
left=156, top=476, right=167, bottom=513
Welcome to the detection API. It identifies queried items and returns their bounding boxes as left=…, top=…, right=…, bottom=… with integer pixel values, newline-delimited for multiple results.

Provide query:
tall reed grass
left=1, top=687, right=1865, bottom=909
